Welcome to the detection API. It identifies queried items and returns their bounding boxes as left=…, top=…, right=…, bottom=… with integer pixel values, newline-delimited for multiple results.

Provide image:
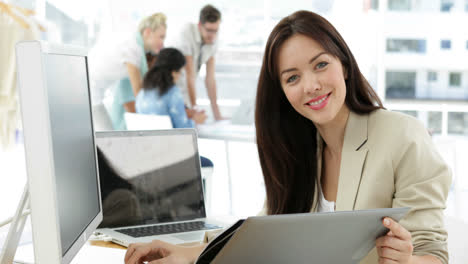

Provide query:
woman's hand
left=185, top=107, right=196, bottom=119
left=192, top=110, right=207, bottom=124
left=185, top=107, right=207, bottom=124
left=375, top=217, right=414, bottom=264
left=124, top=240, right=204, bottom=264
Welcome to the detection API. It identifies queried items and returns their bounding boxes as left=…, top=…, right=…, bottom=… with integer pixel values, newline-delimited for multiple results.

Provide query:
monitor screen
left=95, top=131, right=206, bottom=228
left=43, top=53, right=101, bottom=256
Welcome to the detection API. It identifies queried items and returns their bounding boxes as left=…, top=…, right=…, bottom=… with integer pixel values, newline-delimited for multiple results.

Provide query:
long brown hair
left=256, top=10, right=383, bottom=215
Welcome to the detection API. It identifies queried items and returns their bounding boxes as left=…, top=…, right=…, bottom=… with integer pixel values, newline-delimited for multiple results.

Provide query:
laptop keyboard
left=116, top=221, right=221, bottom=238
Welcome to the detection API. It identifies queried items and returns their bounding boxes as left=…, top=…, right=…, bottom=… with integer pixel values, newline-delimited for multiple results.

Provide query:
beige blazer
left=207, top=109, right=451, bottom=264
left=311, top=109, right=451, bottom=264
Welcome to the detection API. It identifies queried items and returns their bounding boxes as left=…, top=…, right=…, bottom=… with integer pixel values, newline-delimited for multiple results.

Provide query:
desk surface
left=90, top=240, right=126, bottom=250
left=89, top=240, right=202, bottom=250
left=197, top=121, right=255, bottom=142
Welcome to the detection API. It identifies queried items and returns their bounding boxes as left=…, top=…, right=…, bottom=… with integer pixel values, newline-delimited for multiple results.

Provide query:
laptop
left=94, top=129, right=224, bottom=246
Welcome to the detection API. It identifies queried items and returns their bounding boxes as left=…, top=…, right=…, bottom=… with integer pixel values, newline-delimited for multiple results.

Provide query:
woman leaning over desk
left=124, top=10, right=451, bottom=264
left=89, top=13, right=167, bottom=130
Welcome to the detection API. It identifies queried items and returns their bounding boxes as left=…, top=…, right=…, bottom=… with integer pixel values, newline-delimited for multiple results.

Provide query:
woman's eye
left=316, top=62, right=328, bottom=69
left=286, top=75, right=299, bottom=83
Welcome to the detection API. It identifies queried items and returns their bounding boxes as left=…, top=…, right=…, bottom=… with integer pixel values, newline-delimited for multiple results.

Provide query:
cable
left=0, top=210, right=30, bottom=228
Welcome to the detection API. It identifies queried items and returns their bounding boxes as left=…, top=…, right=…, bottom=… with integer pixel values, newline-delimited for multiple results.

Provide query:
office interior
left=1, top=0, right=468, bottom=263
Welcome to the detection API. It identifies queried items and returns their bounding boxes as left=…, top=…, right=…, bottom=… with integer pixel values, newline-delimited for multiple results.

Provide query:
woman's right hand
left=192, top=110, right=207, bottom=124
left=124, top=240, right=204, bottom=264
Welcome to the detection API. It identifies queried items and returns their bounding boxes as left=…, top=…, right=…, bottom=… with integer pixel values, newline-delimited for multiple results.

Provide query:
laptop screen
left=95, top=129, right=206, bottom=228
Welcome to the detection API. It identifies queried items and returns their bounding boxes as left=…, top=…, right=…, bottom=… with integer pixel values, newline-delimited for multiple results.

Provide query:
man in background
left=175, top=4, right=224, bottom=121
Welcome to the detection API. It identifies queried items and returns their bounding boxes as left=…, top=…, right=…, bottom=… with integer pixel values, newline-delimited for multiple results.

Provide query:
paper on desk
left=13, top=243, right=126, bottom=264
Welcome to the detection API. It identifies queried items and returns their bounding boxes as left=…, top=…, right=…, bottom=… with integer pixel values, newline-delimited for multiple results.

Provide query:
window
left=449, top=72, right=462, bottom=87
left=448, top=112, right=468, bottom=135
left=364, top=0, right=379, bottom=11
left=388, top=0, right=411, bottom=11
left=394, top=110, right=417, bottom=118
left=441, top=0, right=455, bottom=12
left=428, top=112, right=442, bottom=134
left=441, top=40, right=451, bottom=50
left=46, top=2, right=97, bottom=47
left=466, top=40, right=468, bottom=49
left=386, top=39, right=426, bottom=53
left=427, top=71, right=437, bottom=82
left=385, top=71, right=416, bottom=99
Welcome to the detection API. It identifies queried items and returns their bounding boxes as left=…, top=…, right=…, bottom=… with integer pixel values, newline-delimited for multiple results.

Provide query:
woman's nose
left=303, top=73, right=322, bottom=94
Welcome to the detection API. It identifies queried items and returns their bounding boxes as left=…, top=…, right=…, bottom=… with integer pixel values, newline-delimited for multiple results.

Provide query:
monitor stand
left=0, top=184, right=30, bottom=264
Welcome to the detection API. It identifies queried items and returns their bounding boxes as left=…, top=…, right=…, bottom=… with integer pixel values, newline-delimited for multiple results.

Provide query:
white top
left=317, top=185, right=335, bottom=213
left=88, top=32, right=144, bottom=105
left=174, top=23, right=218, bottom=106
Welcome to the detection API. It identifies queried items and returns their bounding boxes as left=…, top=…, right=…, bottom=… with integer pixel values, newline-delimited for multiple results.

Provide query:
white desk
left=5, top=214, right=240, bottom=264
left=12, top=242, right=126, bottom=263
left=197, top=121, right=256, bottom=214
left=197, top=121, right=255, bottom=143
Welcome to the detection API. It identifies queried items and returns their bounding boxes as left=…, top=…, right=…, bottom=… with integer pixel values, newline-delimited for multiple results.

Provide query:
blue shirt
left=136, top=85, right=194, bottom=128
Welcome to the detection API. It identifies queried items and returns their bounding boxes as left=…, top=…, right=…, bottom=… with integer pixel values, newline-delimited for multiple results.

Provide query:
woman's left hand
left=375, top=217, right=414, bottom=264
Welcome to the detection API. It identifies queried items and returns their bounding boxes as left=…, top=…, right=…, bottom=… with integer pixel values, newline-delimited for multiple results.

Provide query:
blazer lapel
left=312, top=132, right=323, bottom=212
left=335, top=111, right=369, bottom=211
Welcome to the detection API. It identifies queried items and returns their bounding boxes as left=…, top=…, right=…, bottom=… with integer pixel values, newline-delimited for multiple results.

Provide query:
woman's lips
left=305, top=92, right=331, bottom=110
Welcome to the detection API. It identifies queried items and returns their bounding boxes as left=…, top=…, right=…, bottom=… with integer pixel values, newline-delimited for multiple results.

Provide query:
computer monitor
left=15, top=41, right=103, bottom=263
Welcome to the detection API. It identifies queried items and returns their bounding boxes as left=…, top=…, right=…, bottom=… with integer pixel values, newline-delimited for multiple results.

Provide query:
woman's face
left=144, top=26, right=166, bottom=54
left=278, top=34, right=348, bottom=127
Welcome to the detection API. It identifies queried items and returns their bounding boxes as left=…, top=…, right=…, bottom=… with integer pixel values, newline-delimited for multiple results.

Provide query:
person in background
left=124, top=11, right=451, bottom=264
left=174, top=4, right=224, bottom=122
left=89, top=13, right=166, bottom=130
left=136, top=48, right=206, bottom=128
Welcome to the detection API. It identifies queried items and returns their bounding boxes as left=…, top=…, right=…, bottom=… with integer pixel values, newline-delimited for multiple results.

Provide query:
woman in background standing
left=89, top=13, right=166, bottom=130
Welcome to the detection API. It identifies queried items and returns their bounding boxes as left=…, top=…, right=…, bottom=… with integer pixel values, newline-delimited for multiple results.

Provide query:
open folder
left=196, top=207, right=409, bottom=264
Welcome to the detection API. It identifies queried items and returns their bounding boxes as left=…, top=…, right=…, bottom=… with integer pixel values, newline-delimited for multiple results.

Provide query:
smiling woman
left=255, top=10, right=450, bottom=264
left=122, top=10, right=452, bottom=264
left=278, top=36, right=349, bottom=126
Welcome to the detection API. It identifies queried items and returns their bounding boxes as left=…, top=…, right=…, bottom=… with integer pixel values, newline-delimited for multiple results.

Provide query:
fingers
left=126, top=243, right=151, bottom=264
left=148, top=259, right=166, bottom=264
left=148, top=257, right=175, bottom=264
left=376, top=246, right=400, bottom=261
left=125, top=243, right=140, bottom=263
left=125, top=241, right=166, bottom=264
left=376, top=235, right=413, bottom=254
left=376, top=219, right=414, bottom=263
left=378, top=256, right=399, bottom=264
left=382, top=217, right=412, bottom=241
left=125, top=240, right=198, bottom=264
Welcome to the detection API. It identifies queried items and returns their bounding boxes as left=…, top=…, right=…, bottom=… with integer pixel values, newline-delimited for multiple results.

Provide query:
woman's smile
left=305, top=92, right=331, bottom=110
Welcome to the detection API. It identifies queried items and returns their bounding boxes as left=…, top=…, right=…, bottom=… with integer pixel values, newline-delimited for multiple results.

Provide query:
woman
left=136, top=48, right=206, bottom=128
left=89, top=13, right=167, bottom=130
left=124, top=11, right=450, bottom=264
